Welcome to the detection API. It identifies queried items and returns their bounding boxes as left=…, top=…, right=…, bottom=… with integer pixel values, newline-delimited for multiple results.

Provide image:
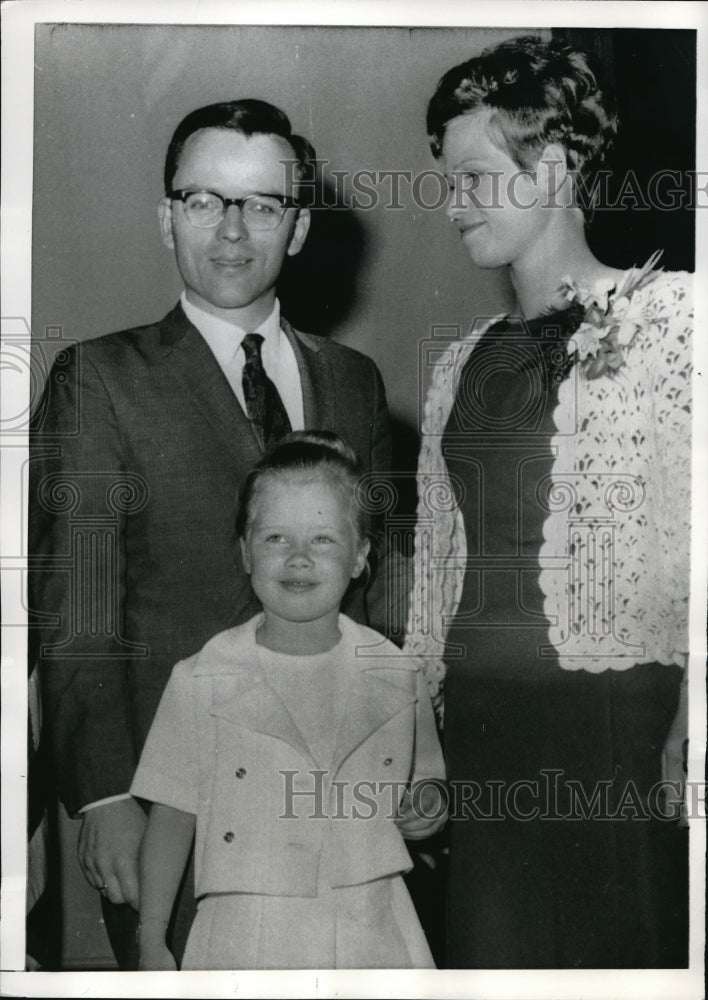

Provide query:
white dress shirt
left=180, top=293, right=305, bottom=430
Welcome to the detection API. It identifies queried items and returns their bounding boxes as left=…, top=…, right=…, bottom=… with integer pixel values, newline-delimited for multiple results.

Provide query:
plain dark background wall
left=554, top=27, right=696, bottom=272
left=31, top=23, right=696, bottom=969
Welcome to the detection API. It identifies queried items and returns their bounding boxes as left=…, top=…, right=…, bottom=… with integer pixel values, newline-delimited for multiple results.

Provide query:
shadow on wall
left=277, top=173, right=423, bottom=525
left=278, top=176, right=367, bottom=338
left=388, top=416, right=421, bottom=523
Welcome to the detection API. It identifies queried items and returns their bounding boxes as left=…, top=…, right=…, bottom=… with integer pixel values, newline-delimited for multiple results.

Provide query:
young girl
left=131, top=431, right=446, bottom=970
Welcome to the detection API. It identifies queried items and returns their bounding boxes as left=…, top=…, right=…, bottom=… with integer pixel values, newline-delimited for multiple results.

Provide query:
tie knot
left=241, top=332, right=265, bottom=365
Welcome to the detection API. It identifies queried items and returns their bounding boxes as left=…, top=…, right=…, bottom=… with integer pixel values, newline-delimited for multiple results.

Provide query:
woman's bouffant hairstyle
left=164, top=98, right=315, bottom=197
left=427, top=36, right=617, bottom=202
left=236, top=430, right=373, bottom=544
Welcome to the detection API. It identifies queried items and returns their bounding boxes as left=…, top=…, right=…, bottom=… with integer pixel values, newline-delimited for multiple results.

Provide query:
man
left=28, top=99, right=390, bottom=969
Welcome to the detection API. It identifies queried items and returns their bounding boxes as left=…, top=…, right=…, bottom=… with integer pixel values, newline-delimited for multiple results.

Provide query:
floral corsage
left=559, top=250, right=663, bottom=380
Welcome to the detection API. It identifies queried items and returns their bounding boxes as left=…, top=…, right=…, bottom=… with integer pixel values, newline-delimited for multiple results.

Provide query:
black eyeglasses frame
left=168, top=189, right=299, bottom=229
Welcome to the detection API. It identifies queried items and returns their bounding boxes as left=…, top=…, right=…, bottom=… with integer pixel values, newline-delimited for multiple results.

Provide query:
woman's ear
left=240, top=538, right=251, bottom=574
left=537, top=142, right=571, bottom=206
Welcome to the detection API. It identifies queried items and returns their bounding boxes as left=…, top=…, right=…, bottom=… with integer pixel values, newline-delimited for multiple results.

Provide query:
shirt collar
left=180, top=292, right=282, bottom=365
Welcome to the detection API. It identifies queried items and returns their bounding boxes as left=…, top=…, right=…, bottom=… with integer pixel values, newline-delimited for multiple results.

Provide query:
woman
left=403, top=36, right=691, bottom=968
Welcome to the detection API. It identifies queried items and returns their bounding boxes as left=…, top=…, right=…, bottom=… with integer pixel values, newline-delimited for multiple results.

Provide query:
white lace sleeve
left=538, top=271, right=692, bottom=671
left=403, top=318, right=501, bottom=714
left=646, top=274, right=692, bottom=657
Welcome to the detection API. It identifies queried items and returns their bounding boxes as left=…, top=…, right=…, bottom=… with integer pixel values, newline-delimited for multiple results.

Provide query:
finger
left=102, top=873, right=127, bottom=906
left=78, top=815, right=110, bottom=889
left=114, top=859, right=140, bottom=911
left=678, top=802, right=689, bottom=830
left=395, top=819, right=430, bottom=838
left=399, top=816, right=447, bottom=840
left=403, top=827, right=437, bottom=840
left=77, top=820, right=92, bottom=870
left=659, top=779, right=685, bottom=821
left=77, top=834, right=104, bottom=890
left=80, top=850, right=109, bottom=892
left=662, top=754, right=681, bottom=788
left=81, top=864, right=106, bottom=891
left=401, top=805, right=441, bottom=825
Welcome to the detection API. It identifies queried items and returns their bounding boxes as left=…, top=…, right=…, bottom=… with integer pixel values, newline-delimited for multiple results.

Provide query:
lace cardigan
left=403, top=268, right=693, bottom=711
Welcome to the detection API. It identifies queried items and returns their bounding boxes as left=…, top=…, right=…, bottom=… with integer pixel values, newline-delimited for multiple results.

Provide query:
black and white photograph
left=1, top=1, right=706, bottom=997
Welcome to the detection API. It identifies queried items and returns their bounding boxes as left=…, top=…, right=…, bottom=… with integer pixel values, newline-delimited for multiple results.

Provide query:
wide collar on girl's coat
left=190, top=612, right=418, bottom=776
left=147, top=302, right=336, bottom=468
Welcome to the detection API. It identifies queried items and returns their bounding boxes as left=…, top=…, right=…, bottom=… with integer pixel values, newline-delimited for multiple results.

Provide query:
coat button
left=223, top=831, right=234, bottom=843
left=235, top=767, right=247, bottom=779
left=383, top=757, right=393, bottom=766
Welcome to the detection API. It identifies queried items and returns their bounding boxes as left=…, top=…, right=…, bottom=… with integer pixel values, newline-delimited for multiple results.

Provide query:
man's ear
left=240, top=537, right=251, bottom=574
left=158, top=198, right=175, bottom=249
left=536, top=143, right=571, bottom=205
left=286, top=207, right=310, bottom=258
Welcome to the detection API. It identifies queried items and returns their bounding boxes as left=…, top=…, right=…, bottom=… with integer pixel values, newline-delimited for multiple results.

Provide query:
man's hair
left=426, top=36, right=617, bottom=205
left=163, top=98, right=316, bottom=195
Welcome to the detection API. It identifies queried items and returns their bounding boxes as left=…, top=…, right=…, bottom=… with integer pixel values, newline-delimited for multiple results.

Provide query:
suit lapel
left=282, top=318, right=336, bottom=430
left=195, top=619, right=418, bottom=774
left=156, top=304, right=263, bottom=468
left=157, top=308, right=332, bottom=456
left=211, top=679, right=315, bottom=765
left=211, top=667, right=416, bottom=776
left=330, top=669, right=417, bottom=778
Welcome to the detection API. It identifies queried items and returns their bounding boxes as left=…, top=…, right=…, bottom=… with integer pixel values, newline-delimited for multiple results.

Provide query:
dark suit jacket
left=28, top=303, right=391, bottom=816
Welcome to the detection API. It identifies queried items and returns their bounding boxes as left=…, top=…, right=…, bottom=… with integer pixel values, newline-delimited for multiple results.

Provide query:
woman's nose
left=217, top=203, right=249, bottom=241
left=445, top=187, right=465, bottom=222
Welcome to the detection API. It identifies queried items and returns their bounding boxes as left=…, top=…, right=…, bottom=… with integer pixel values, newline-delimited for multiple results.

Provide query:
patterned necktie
left=241, top=333, right=292, bottom=451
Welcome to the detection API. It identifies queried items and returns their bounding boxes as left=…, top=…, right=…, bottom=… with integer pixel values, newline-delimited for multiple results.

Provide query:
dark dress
left=441, top=310, right=688, bottom=968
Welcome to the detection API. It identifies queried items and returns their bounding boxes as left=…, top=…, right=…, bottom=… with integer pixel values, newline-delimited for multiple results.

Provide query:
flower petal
left=615, top=319, right=635, bottom=346
left=613, top=295, right=631, bottom=317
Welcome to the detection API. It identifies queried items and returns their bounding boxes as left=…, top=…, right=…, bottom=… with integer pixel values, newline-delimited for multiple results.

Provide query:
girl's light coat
left=131, top=614, right=446, bottom=897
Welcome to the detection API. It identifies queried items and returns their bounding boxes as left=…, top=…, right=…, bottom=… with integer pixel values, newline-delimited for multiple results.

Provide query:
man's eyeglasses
left=169, top=190, right=298, bottom=231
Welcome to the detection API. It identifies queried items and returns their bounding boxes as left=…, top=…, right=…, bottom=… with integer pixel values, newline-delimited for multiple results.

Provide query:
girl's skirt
left=181, top=872, right=434, bottom=969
